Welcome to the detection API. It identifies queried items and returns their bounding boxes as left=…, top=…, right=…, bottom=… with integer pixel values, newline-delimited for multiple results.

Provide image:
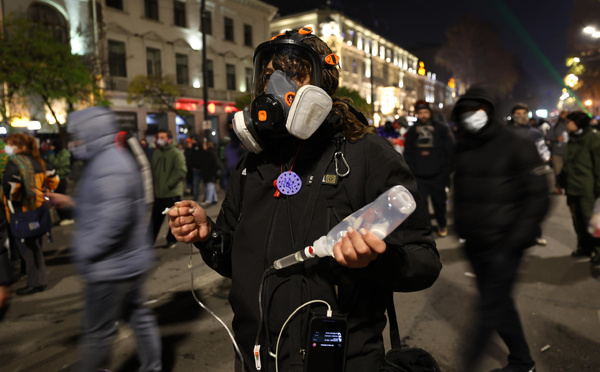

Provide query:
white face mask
left=460, top=110, right=488, bottom=133
left=4, top=145, right=14, bottom=156
left=156, top=138, right=167, bottom=148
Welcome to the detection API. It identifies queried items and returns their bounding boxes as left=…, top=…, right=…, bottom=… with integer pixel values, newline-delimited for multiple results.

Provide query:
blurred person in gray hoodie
left=49, top=107, right=162, bottom=372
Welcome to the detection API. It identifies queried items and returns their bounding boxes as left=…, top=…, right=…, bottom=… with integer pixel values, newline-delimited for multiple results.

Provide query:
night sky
left=263, top=0, right=574, bottom=110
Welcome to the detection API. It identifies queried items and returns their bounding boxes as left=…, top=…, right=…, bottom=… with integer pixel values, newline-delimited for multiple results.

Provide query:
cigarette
left=541, top=345, right=551, bottom=352
left=162, top=202, right=185, bottom=215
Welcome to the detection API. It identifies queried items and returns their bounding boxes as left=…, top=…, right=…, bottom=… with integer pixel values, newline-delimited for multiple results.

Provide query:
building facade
left=2, top=0, right=277, bottom=143
left=269, top=9, right=456, bottom=125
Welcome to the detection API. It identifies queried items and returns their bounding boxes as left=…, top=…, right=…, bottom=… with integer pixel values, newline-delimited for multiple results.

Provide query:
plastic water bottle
left=273, top=185, right=416, bottom=270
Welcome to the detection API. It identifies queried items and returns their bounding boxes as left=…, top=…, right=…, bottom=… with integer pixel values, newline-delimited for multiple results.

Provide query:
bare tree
left=436, top=14, right=518, bottom=97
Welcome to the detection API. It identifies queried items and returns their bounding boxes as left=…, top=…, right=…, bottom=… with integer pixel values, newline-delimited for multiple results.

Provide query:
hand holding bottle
left=332, top=227, right=387, bottom=268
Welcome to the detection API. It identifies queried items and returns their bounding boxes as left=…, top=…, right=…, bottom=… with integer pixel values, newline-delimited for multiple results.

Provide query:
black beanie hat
left=415, top=100, right=431, bottom=112
left=567, top=111, right=591, bottom=130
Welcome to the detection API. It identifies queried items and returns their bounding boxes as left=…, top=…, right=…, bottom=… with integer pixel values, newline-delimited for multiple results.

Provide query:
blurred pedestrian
left=545, top=110, right=569, bottom=194
left=559, top=111, right=600, bottom=264
left=48, top=107, right=162, bottom=372
left=508, top=103, right=551, bottom=246
left=139, top=138, right=154, bottom=161
left=47, top=138, right=74, bottom=225
left=150, top=129, right=187, bottom=248
left=0, top=237, right=9, bottom=320
left=200, top=141, right=222, bottom=206
left=452, top=86, right=549, bottom=372
left=184, top=136, right=205, bottom=202
left=223, top=137, right=243, bottom=191
left=404, top=100, right=455, bottom=237
left=0, top=138, right=9, bottom=320
left=2, top=134, right=59, bottom=296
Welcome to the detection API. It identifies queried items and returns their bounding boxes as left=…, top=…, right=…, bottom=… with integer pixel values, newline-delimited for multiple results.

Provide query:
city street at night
left=1, top=191, right=599, bottom=372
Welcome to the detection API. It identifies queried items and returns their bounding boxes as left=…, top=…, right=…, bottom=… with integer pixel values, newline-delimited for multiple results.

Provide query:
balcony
left=104, top=76, right=130, bottom=92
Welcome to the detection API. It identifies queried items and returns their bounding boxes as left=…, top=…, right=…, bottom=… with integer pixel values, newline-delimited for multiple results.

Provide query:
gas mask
left=233, top=71, right=332, bottom=153
left=232, top=27, right=338, bottom=154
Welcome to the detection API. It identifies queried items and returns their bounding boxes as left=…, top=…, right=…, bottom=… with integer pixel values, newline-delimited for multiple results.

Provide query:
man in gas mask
left=452, top=86, right=550, bottom=372
left=168, top=28, right=441, bottom=372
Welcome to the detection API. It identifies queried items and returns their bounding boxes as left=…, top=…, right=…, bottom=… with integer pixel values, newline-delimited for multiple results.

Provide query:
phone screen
left=304, top=316, right=347, bottom=372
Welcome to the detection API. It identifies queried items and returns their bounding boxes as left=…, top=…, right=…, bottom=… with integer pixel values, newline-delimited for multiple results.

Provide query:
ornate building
left=270, top=8, right=456, bottom=125
left=1, top=0, right=277, bottom=143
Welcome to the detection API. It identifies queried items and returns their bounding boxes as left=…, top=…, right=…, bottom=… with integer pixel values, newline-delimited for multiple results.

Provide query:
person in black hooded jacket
left=168, top=28, right=442, bottom=372
left=452, top=86, right=550, bottom=372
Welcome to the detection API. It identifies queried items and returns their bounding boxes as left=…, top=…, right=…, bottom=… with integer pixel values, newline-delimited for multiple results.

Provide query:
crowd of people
left=0, top=26, right=599, bottom=372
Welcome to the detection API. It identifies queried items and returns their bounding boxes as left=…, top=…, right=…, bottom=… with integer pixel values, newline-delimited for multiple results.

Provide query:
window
left=174, top=1, right=186, bottom=27
left=224, top=17, right=234, bottom=42
left=201, top=10, right=212, bottom=35
left=226, top=64, right=236, bottom=91
left=105, top=0, right=123, bottom=10
left=26, top=3, right=68, bottom=43
left=146, top=47, right=161, bottom=76
left=243, top=24, right=253, bottom=47
left=176, top=53, right=189, bottom=85
left=245, top=67, right=253, bottom=93
left=144, top=0, right=159, bottom=20
left=205, top=60, right=214, bottom=88
left=108, top=40, right=127, bottom=77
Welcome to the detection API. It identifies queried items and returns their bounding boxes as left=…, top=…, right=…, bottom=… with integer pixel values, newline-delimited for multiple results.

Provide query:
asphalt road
left=1, top=191, right=599, bottom=372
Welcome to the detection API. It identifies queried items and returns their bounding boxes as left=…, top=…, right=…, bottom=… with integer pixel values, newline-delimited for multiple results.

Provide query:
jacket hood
left=451, top=86, right=504, bottom=147
left=451, top=85, right=498, bottom=135
left=67, top=107, right=118, bottom=158
left=452, top=85, right=496, bottom=119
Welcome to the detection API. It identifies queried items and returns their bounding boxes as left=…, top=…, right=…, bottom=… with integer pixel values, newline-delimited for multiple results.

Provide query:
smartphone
left=304, top=315, right=348, bottom=372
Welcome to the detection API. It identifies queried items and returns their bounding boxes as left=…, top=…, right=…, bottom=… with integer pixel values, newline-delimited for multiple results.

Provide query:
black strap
left=288, top=140, right=338, bottom=372
left=294, top=140, right=338, bottom=251
left=388, top=292, right=402, bottom=350
left=333, top=98, right=369, bottom=126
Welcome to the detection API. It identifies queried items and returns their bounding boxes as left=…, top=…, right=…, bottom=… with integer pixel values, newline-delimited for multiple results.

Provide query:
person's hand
left=0, top=285, right=10, bottom=308
left=332, top=228, right=387, bottom=268
left=46, top=193, right=75, bottom=209
left=168, top=200, right=211, bottom=244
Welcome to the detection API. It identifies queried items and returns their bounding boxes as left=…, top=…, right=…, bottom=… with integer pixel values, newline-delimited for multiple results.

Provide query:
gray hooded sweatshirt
left=67, top=107, right=154, bottom=282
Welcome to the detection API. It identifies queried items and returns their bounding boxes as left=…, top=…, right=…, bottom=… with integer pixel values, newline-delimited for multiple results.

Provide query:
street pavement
left=1, top=190, right=599, bottom=372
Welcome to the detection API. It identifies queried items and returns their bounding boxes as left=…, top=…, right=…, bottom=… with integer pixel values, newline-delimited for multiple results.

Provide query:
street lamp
left=583, top=25, right=600, bottom=38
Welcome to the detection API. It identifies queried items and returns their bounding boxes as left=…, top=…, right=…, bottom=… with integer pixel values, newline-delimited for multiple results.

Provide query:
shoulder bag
left=377, top=293, right=441, bottom=372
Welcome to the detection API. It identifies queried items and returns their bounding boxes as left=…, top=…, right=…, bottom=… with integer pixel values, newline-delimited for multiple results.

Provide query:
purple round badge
left=277, top=171, right=302, bottom=195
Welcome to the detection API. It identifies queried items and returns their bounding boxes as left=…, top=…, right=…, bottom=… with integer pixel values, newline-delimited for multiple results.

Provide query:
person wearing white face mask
left=149, top=129, right=187, bottom=249
left=451, top=86, right=550, bottom=372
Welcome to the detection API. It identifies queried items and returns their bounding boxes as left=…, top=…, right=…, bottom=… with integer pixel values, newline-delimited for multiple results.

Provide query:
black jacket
left=452, top=90, right=550, bottom=252
left=199, top=148, right=223, bottom=183
left=403, top=119, right=455, bottom=179
left=196, top=123, right=441, bottom=372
